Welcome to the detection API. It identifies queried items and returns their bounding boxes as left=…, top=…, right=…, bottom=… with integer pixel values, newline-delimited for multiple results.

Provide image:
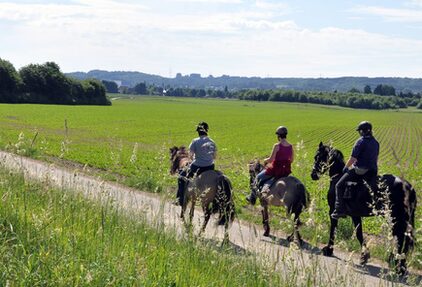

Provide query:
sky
left=1, top=0, right=422, bottom=78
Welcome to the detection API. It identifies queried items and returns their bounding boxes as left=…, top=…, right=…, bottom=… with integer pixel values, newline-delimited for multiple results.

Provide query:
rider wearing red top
left=246, top=126, right=294, bottom=205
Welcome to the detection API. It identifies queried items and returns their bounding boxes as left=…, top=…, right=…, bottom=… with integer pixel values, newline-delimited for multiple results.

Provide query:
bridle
left=312, top=146, right=338, bottom=179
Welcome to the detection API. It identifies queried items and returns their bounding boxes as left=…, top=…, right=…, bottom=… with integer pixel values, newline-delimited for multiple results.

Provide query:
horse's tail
left=286, top=181, right=309, bottom=215
left=404, top=180, right=417, bottom=251
left=214, top=175, right=235, bottom=226
left=298, top=182, right=310, bottom=210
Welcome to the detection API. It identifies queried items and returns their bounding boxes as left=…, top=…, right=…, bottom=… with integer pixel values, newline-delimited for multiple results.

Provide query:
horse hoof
left=287, top=234, right=294, bottom=242
left=263, top=230, right=270, bottom=237
left=397, top=266, right=407, bottom=277
left=293, top=238, right=303, bottom=247
left=394, top=259, right=407, bottom=277
left=322, top=246, right=334, bottom=257
left=360, top=251, right=370, bottom=265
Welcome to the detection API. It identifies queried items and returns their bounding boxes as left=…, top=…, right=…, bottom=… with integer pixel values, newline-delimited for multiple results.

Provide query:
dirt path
left=0, top=151, right=418, bottom=286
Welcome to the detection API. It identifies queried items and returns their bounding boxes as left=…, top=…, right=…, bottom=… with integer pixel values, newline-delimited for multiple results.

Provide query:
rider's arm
left=264, top=144, right=279, bottom=165
left=290, top=146, right=294, bottom=163
left=344, top=157, right=357, bottom=169
left=345, top=138, right=361, bottom=170
left=189, top=139, right=196, bottom=160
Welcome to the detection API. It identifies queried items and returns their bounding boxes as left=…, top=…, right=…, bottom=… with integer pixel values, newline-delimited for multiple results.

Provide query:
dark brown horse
left=311, top=142, right=417, bottom=275
left=249, top=160, right=309, bottom=244
left=170, top=146, right=235, bottom=239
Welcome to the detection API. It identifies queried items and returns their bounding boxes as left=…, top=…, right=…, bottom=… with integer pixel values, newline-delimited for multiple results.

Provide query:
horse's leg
left=261, top=204, right=270, bottom=237
left=222, top=218, right=230, bottom=246
left=351, top=216, right=369, bottom=265
left=322, top=213, right=338, bottom=257
left=200, top=204, right=211, bottom=235
left=189, top=196, right=196, bottom=224
left=288, top=212, right=303, bottom=246
left=391, top=220, right=408, bottom=276
left=222, top=202, right=230, bottom=245
left=180, top=198, right=187, bottom=221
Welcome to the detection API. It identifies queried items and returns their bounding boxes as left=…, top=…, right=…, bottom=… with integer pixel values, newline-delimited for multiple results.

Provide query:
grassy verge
left=0, top=168, right=289, bottom=286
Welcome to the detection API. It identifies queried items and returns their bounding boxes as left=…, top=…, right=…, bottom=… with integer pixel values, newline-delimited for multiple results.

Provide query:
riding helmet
left=356, top=121, right=372, bottom=132
left=275, top=126, right=288, bottom=135
left=196, top=122, right=209, bottom=133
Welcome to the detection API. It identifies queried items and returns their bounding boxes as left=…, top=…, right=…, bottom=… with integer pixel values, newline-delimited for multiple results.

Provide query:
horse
left=169, top=146, right=235, bottom=239
left=311, top=142, right=417, bottom=275
left=249, top=160, right=309, bottom=244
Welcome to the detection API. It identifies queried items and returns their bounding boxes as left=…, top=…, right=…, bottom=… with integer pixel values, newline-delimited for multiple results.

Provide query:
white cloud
left=352, top=5, right=422, bottom=23
left=174, top=0, right=243, bottom=3
left=408, top=0, right=422, bottom=8
left=255, top=0, right=289, bottom=10
left=1, top=0, right=422, bottom=77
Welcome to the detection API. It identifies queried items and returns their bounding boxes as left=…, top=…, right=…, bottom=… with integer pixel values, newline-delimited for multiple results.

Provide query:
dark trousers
left=335, top=168, right=377, bottom=211
left=177, top=164, right=215, bottom=204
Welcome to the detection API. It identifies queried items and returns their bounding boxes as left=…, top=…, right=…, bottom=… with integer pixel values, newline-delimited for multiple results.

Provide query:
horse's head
left=311, top=142, right=331, bottom=180
left=169, top=146, right=189, bottom=175
left=248, top=159, right=264, bottom=184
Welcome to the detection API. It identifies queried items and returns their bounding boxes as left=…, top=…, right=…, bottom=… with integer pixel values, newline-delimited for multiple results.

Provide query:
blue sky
left=1, top=0, right=422, bottom=77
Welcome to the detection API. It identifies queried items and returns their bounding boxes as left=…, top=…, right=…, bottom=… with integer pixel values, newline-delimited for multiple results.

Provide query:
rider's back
left=266, top=143, right=293, bottom=178
left=189, top=136, right=216, bottom=167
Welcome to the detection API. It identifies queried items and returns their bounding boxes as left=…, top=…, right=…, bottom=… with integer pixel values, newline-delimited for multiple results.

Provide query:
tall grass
left=0, top=168, right=291, bottom=286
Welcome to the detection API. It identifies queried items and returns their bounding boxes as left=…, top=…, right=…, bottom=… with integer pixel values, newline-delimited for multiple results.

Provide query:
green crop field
left=1, top=96, right=421, bottom=268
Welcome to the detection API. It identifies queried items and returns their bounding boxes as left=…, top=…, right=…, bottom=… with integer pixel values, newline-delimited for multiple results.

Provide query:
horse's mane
left=170, top=146, right=190, bottom=175
left=329, top=148, right=344, bottom=163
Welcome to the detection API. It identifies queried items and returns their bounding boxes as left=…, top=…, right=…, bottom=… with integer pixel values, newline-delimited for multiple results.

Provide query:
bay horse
left=311, top=142, right=417, bottom=275
left=249, top=160, right=309, bottom=244
left=169, top=146, right=235, bottom=239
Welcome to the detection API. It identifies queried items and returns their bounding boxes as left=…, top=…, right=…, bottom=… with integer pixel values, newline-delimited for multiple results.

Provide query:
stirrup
left=331, top=210, right=347, bottom=219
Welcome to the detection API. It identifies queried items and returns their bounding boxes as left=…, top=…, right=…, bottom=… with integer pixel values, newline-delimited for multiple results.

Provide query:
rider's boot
left=331, top=198, right=347, bottom=219
left=246, top=187, right=257, bottom=205
left=175, top=178, right=187, bottom=206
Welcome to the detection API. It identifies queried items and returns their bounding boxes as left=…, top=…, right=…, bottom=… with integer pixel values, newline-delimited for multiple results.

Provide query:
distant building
left=118, top=85, right=130, bottom=94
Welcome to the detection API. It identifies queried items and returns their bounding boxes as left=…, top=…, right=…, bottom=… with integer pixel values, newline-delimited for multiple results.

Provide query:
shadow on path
left=263, top=233, right=422, bottom=286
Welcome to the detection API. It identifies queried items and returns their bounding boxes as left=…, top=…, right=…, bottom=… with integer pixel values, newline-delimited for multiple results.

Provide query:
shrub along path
left=0, top=150, right=418, bottom=286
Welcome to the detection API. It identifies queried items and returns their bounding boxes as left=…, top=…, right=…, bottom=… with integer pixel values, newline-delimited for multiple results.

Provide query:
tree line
left=0, top=58, right=110, bottom=105
left=68, top=70, right=422, bottom=93
left=120, top=81, right=421, bottom=110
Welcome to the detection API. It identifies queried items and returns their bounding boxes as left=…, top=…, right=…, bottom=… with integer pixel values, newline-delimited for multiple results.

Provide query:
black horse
left=311, top=142, right=417, bottom=275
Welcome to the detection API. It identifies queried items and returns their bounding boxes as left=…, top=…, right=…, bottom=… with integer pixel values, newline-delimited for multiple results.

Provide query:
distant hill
left=67, top=70, right=422, bottom=93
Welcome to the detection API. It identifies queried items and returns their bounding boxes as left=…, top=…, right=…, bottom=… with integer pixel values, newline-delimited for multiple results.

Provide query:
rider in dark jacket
left=331, top=121, right=380, bottom=219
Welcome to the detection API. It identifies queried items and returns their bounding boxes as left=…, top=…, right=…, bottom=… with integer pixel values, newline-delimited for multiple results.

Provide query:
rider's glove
left=342, top=167, right=349, bottom=174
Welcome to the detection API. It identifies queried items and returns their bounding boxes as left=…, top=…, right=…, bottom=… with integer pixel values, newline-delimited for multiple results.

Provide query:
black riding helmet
left=196, top=122, right=209, bottom=133
left=275, top=126, right=288, bottom=135
left=356, top=121, right=372, bottom=132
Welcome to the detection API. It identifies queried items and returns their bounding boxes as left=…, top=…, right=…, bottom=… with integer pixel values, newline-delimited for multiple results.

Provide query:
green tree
left=0, top=58, right=22, bottom=102
left=82, top=79, right=110, bottom=105
left=348, top=87, right=360, bottom=93
left=374, top=84, right=396, bottom=96
left=363, top=85, right=372, bottom=94
left=133, top=82, right=147, bottom=95
left=19, top=62, right=71, bottom=103
left=102, top=80, right=118, bottom=93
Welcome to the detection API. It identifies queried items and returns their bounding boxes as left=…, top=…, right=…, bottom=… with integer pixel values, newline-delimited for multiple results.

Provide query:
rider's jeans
left=256, top=170, right=274, bottom=189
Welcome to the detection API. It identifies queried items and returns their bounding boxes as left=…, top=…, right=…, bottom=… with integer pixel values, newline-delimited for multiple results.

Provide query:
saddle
left=343, top=176, right=380, bottom=201
left=343, top=178, right=366, bottom=200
